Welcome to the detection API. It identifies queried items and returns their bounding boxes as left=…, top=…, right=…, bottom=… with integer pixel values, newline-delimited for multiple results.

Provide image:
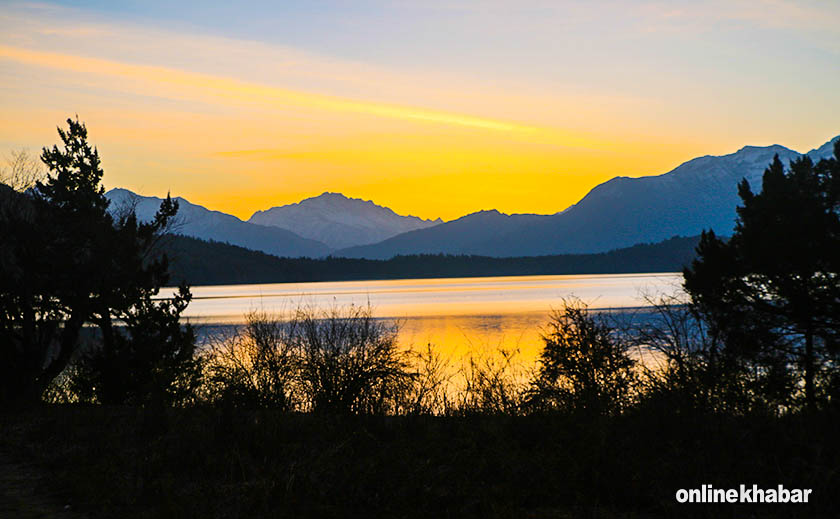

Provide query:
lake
left=169, top=272, right=684, bottom=361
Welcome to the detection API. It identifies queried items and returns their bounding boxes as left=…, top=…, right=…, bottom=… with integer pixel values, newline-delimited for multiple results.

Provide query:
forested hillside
left=162, top=234, right=701, bottom=286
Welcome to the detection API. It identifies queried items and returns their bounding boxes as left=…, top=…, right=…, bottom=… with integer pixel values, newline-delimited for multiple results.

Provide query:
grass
left=2, top=405, right=837, bottom=518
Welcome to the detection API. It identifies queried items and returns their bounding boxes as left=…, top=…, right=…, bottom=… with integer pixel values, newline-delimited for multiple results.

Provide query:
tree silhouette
left=528, top=299, right=637, bottom=415
left=71, top=283, right=200, bottom=406
left=0, top=117, right=192, bottom=406
left=684, top=142, right=840, bottom=410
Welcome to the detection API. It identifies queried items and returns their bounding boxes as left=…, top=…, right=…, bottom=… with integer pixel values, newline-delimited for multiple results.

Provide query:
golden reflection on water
left=173, top=273, right=683, bottom=363
left=397, top=313, right=547, bottom=362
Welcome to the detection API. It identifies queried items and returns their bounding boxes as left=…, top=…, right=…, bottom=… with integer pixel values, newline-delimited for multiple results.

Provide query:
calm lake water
left=168, top=273, right=684, bottom=361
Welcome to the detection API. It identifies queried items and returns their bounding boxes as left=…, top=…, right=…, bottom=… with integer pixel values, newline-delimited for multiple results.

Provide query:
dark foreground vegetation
left=3, top=405, right=838, bottom=518
left=162, top=233, right=701, bottom=286
left=2, top=119, right=839, bottom=517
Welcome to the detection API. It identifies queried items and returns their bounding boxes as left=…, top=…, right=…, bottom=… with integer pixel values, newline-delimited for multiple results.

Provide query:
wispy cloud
left=0, top=44, right=540, bottom=133
left=1, top=0, right=837, bottom=220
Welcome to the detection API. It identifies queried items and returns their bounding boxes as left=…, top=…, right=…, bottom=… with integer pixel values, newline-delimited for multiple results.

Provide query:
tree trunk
left=38, top=311, right=84, bottom=397
left=804, top=329, right=816, bottom=411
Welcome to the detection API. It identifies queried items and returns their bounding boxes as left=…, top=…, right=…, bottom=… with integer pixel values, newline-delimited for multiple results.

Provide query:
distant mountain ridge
left=102, top=133, right=838, bottom=260
left=336, top=135, right=840, bottom=259
left=105, top=188, right=331, bottom=258
left=249, top=192, right=441, bottom=249
left=337, top=209, right=550, bottom=258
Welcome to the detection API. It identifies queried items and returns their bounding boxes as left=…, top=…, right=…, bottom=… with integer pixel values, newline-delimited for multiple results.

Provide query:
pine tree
left=0, top=117, right=194, bottom=406
left=684, top=143, right=840, bottom=410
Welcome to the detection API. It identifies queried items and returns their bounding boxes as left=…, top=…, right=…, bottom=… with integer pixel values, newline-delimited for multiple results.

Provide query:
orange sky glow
left=1, top=2, right=838, bottom=220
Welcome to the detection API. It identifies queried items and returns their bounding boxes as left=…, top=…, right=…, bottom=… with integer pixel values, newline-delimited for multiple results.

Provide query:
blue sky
left=2, top=1, right=839, bottom=219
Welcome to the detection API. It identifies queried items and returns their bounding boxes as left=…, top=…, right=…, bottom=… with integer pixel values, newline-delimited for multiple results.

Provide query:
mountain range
left=336, top=136, right=839, bottom=258
left=105, top=189, right=331, bottom=258
left=248, top=192, right=441, bottom=249
left=103, top=134, right=838, bottom=259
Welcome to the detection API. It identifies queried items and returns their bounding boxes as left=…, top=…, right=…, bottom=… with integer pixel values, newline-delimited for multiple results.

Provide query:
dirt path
left=0, top=451, right=84, bottom=519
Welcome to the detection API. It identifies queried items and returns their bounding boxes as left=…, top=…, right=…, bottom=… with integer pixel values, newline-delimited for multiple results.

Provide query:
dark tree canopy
left=684, top=142, right=840, bottom=410
left=0, top=117, right=194, bottom=406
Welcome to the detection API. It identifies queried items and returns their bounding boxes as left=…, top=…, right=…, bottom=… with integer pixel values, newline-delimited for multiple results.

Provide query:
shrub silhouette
left=632, top=293, right=784, bottom=415
left=528, top=299, right=636, bottom=415
left=203, top=304, right=412, bottom=415
left=402, top=343, right=454, bottom=415
left=456, top=346, right=527, bottom=415
left=291, top=304, right=412, bottom=415
left=204, top=309, right=300, bottom=410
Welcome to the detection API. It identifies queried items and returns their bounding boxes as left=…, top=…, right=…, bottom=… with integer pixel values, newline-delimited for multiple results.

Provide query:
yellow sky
left=0, top=42, right=695, bottom=220
left=1, top=2, right=838, bottom=220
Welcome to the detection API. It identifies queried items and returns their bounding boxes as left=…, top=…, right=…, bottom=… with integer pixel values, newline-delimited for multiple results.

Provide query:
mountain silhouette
left=105, top=189, right=331, bottom=258
left=336, top=135, right=839, bottom=258
left=337, top=210, right=549, bottom=259
left=249, top=192, right=441, bottom=249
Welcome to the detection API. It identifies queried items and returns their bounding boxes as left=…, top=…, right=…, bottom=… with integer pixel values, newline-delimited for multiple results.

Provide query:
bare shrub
left=402, top=343, right=454, bottom=415
left=203, top=310, right=299, bottom=410
left=633, top=293, right=781, bottom=415
left=291, top=304, right=412, bottom=415
left=455, top=346, right=528, bottom=415
left=1, top=149, right=44, bottom=192
left=203, top=305, right=417, bottom=414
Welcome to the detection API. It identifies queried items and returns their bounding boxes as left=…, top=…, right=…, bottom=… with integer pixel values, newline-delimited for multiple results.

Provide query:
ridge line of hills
left=47, top=132, right=840, bottom=261
left=160, top=233, right=702, bottom=286
left=334, top=135, right=839, bottom=258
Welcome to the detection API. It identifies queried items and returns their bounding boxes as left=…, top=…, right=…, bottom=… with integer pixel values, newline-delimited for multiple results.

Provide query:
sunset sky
left=1, top=1, right=839, bottom=221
